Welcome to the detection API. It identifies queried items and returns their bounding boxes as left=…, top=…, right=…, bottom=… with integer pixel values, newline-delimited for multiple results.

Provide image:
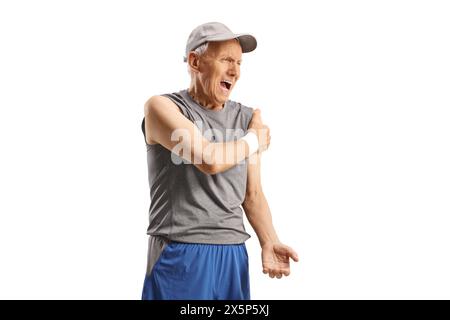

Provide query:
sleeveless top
left=141, top=89, right=254, bottom=244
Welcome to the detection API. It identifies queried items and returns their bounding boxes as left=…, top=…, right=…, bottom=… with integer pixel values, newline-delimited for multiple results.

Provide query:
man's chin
left=222, top=90, right=232, bottom=100
left=215, top=93, right=230, bottom=104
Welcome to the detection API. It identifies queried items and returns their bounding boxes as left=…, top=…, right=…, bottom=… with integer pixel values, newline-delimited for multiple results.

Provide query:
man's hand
left=262, top=242, right=299, bottom=279
left=248, top=109, right=271, bottom=152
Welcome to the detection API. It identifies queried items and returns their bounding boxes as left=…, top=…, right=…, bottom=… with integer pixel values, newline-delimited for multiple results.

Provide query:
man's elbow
left=243, top=189, right=263, bottom=206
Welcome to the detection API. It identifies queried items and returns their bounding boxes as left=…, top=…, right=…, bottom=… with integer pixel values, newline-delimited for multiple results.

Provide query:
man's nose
left=228, top=63, right=239, bottom=77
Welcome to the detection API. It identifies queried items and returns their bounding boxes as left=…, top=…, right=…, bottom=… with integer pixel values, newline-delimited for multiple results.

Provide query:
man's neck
left=188, top=86, right=224, bottom=111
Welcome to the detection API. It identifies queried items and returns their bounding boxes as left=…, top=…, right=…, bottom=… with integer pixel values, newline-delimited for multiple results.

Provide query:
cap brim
left=205, top=33, right=257, bottom=53
left=235, top=34, right=258, bottom=53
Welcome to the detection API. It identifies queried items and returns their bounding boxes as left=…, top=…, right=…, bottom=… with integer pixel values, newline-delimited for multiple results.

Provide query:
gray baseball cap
left=184, top=22, right=257, bottom=62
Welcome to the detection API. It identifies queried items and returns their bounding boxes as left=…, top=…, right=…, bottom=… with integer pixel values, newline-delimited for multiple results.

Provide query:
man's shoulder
left=144, top=94, right=182, bottom=116
left=145, top=89, right=186, bottom=108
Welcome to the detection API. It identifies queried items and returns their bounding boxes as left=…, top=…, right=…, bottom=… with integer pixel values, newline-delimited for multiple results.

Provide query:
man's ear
left=188, top=52, right=201, bottom=74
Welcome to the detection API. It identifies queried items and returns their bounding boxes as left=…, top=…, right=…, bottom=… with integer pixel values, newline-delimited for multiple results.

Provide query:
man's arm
left=144, top=95, right=268, bottom=175
left=242, top=152, right=299, bottom=278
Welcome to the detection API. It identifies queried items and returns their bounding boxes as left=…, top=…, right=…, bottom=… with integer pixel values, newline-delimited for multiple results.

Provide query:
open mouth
left=220, top=80, right=232, bottom=91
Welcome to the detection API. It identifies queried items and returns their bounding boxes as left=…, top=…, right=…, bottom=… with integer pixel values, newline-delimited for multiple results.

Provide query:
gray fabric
left=145, top=235, right=170, bottom=276
left=141, top=89, right=253, bottom=244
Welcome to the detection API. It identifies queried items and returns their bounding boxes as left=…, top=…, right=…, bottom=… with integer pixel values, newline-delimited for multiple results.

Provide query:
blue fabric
left=141, top=242, right=250, bottom=300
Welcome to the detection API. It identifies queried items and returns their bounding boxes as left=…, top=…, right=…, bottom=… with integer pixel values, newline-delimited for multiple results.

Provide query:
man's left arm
left=242, top=152, right=299, bottom=279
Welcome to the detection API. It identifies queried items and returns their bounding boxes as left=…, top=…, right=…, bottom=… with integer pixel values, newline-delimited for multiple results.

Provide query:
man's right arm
left=144, top=95, right=269, bottom=175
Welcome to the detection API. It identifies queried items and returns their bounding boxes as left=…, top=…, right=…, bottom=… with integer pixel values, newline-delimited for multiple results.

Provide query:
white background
left=0, top=0, right=449, bottom=299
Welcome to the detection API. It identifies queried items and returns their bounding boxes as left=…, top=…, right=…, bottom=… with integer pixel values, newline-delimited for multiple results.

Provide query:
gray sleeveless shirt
left=141, top=89, right=254, bottom=244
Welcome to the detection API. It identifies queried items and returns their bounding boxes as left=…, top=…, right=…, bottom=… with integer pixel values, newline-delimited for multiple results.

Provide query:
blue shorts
left=141, top=239, right=250, bottom=300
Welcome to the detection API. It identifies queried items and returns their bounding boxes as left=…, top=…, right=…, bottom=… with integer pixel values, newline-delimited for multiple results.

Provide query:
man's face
left=197, top=39, right=242, bottom=106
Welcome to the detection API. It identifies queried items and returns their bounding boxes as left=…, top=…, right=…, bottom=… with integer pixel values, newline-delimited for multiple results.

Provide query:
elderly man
left=141, top=22, right=298, bottom=300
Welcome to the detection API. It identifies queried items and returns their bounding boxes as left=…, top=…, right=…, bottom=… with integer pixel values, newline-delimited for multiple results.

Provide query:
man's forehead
left=208, top=40, right=242, bottom=57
